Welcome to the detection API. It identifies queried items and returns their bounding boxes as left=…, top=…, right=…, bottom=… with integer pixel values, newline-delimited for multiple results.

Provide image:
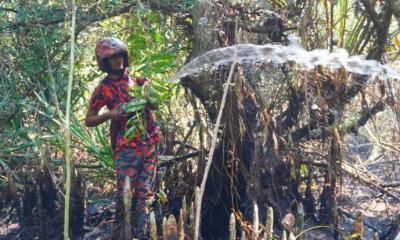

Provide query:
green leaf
left=150, top=29, right=162, bottom=43
left=124, top=126, right=137, bottom=139
left=124, top=104, right=146, bottom=113
left=123, top=99, right=148, bottom=112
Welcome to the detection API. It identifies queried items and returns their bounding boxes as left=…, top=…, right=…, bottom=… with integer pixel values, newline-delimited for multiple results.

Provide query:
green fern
left=123, top=79, right=175, bottom=140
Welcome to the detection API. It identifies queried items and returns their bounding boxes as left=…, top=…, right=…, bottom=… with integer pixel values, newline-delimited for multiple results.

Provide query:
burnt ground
left=304, top=150, right=400, bottom=240
left=1, top=154, right=399, bottom=239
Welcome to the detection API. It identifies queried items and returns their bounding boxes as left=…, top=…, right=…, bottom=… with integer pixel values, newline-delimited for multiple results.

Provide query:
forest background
left=1, top=0, right=400, bottom=239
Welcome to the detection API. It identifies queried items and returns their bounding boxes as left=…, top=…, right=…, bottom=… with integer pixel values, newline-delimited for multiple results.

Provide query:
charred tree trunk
left=36, top=155, right=57, bottom=239
left=70, top=169, right=85, bottom=239
left=6, top=153, right=86, bottom=240
left=182, top=1, right=288, bottom=238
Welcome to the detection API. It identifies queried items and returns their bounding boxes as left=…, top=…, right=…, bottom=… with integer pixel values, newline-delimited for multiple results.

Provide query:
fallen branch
left=341, top=161, right=400, bottom=201
left=171, top=141, right=199, bottom=151
left=382, top=181, right=400, bottom=188
left=301, top=159, right=400, bottom=201
left=75, top=151, right=201, bottom=169
left=158, top=151, right=201, bottom=168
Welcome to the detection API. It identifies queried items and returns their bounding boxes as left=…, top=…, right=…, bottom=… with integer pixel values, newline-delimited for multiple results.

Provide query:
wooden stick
left=167, top=215, right=178, bottom=239
left=194, top=29, right=239, bottom=240
left=382, top=181, right=400, bottom=188
left=353, top=211, right=364, bottom=239
left=123, top=176, right=132, bottom=240
left=63, top=0, right=76, bottom=239
left=229, top=212, right=236, bottom=240
left=241, top=230, right=246, bottom=240
left=158, top=151, right=201, bottom=168
left=75, top=151, right=202, bottom=169
left=288, top=232, right=296, bottom=240
left=189, top=201, right=195, bottom=234
left=162, top=217, right=168, bottom=240
left=253, top=203, right=259, bottom=239
left=265, top=207, right=274, bottom=240
left=281, top=230, right=287, bottom=240
left=182, top=196, right=187, bottom=224
left=295, top=203, right=304, bottom=239
left=179, top=207, right=185, bottom=240
left=149, top=211, right=158, bottom=240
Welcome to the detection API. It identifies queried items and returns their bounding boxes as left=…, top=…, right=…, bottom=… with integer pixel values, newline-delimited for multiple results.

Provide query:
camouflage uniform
left=90, top=37, right=159, bottom=239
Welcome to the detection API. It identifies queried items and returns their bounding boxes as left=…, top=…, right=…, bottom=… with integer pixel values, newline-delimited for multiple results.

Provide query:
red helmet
left=95, top=37, right=129, bottom=72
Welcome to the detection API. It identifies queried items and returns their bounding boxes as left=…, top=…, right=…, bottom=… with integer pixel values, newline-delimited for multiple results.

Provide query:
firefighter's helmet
left=95, top=37, right=129, bottom=73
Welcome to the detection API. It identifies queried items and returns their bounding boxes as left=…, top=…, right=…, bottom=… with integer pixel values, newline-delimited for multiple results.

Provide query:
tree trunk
left=182, top=1, right=288, bottom=238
